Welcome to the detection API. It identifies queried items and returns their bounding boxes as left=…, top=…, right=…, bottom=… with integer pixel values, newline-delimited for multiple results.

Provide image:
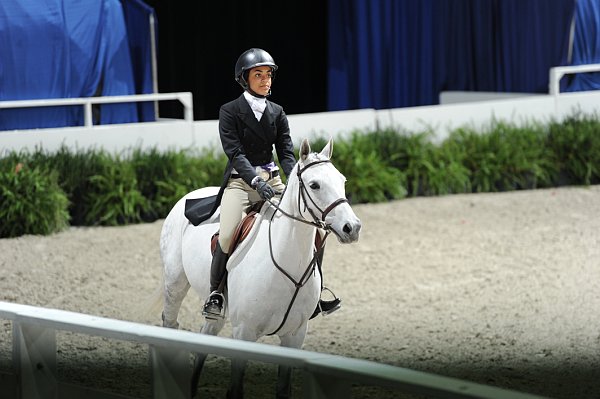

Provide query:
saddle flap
left=210, top=210, right=259, bottom=255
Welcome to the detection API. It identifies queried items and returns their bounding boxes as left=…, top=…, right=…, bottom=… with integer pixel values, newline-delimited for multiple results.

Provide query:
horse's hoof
left=161, top=312, right=180, bottom=329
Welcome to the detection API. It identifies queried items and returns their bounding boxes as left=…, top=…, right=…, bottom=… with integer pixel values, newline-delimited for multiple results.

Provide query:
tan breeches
left=218, top=176, right=286, bottom=254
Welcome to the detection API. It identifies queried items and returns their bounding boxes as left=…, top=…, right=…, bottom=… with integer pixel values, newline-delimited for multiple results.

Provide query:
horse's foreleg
left=190, top=316, right=227, bottom=397
left=190, top=352, right=208, bottom=398
left=276, top=365, right=293, bottom=399
left=227, top=357, right=247, bottom=399
left=226, top=325, right=259, bottom=399
left=277, top=328, right=307, bottom=399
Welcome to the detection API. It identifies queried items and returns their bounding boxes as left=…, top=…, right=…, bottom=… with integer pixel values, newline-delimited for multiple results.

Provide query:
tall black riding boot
left=310, top=247, right=342, bottom=320
left=202, top=242, right=229, bottom=320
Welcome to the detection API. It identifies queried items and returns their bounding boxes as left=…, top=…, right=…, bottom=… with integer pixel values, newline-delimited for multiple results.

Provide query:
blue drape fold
left=566, top=0, right=600, bottom=92
left=121, top=0, right=156, bottom=122
left=328, top=0, right=576, bottom=111
left=0, top=0, right=152, bottom=130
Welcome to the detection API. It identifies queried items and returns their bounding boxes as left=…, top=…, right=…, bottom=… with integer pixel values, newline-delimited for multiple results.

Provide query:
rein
left=265, top=159, right=347, bottom=336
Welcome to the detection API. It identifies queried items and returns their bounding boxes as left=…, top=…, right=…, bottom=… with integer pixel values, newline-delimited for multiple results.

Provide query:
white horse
left=159, top=138, right=362, bottom=398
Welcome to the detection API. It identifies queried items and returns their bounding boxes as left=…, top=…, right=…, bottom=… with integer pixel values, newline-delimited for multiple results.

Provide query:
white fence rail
left=548, top=63, right=600, bottom=116
left=548, top=63, right=600, bottom=96
left=0, top=92, right=194, bottom=127
left=0, top=302, right=545, bottom=399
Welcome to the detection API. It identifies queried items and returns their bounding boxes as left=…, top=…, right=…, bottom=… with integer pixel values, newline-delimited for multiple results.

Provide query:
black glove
left=254, top=177, right=275, bottom=200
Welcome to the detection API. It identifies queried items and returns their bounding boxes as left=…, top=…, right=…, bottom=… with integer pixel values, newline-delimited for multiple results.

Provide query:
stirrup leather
left=202, top=291, right=225, bottom=320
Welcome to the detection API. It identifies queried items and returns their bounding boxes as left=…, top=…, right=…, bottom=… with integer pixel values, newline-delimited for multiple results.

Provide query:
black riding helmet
left=234, top=48, right=278, bottom=97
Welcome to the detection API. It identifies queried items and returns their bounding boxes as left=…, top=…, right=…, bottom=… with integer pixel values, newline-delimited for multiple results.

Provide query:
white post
left=149, top=344, right=191, bottom=399
left=548, top=63, right=600, bottom=116
left=302, top=371, right=351, bottom=399
left=149, top=13, right=159, bottom=119
left=179, top=92, right=194, bottom=122
left=13, top=322, right=58, bottom=399
left=84, top=102, right=94, bottom=127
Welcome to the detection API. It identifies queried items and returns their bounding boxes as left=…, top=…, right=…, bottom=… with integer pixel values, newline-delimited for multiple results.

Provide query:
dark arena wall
left=142, top=1, right=328, bottom=120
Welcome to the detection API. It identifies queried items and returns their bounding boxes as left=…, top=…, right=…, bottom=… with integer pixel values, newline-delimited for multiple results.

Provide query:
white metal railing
left=0, top=92, right=193, bottom=127
left=548, top=63, right=600, bottom=96
left=0, top=301, right=546, bottom=399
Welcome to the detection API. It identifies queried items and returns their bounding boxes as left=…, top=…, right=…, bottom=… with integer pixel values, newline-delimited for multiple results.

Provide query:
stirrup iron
left=310, top=287, right=342, bottom=319
left=202, top=291, right=225, bottom=320
left=319, top=287, right=341, bottom=316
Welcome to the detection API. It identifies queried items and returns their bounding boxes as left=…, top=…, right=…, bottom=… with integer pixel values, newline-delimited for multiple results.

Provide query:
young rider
left=202, top=48, right=341, bottom=320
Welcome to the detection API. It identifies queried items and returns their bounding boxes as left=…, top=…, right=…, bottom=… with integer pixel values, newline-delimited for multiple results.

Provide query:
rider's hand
left=254, top=177, right=275, bottom=200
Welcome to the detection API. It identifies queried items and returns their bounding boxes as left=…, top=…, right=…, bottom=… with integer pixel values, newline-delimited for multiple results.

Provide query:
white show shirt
left=244, top=91, right=266, bottom=121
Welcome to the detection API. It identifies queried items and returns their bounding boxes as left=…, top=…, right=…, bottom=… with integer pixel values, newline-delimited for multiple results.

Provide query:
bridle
left=267, top=159, right=349, bottom=231
left=265, top=158, right=349, bottom=335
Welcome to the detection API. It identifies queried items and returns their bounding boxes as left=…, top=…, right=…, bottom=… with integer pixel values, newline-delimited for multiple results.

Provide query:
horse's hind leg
left=276, top=365, right=293, bottom=399
left=161, top=267, right=190, bottom=329
left=159, top=211, right=191, bottom=329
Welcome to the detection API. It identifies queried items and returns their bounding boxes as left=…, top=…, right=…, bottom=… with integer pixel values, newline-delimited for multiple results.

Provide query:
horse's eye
left=309, top=182, right=320, bottom=190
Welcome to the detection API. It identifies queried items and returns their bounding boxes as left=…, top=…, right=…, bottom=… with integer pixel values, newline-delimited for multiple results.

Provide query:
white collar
left=244, top=91, right=267, bottom=120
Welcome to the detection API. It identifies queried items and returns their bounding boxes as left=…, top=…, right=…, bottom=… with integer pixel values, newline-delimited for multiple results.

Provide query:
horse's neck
left=270, top=179, right=316, bottom=258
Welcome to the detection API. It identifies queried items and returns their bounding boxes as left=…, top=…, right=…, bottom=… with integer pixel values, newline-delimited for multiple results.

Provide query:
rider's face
left=247, top=66, right=273, bottom=96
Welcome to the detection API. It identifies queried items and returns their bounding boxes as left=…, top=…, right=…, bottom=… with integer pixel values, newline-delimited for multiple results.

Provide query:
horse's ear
left=319, top=138, right=333, bottom=160
left=299, top=138, right=311, bottom=161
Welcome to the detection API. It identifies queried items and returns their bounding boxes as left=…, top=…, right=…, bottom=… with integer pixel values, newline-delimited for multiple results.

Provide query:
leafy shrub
left=330, top=133, right=407, bottom=203
left=84, top=153, right=148, bottom=226
left=422, top=141, right=471, bottom=196
left=447, top=121, right=554, bottom=192
left=42, top=146, right=109, bottom=225
left=546, top=113, right=600, bottom=186
left=130, top=146, right=227, bottom=220
left=370, top=130, right=440, bottom=197
left=0, top=163, right=69, bottom=238
left=2, top=111, right=600, bottom=237
left=130, top=147, right=189, bottom=221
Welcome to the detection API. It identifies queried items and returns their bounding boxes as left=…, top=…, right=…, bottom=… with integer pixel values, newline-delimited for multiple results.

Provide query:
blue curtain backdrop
left=121, top=0, right=156, bottom=122
left=0, top=0, right=150, bottom=130
left=566, top=0, right=600, bottom=92
left=328, top=0, right=576, bottom=111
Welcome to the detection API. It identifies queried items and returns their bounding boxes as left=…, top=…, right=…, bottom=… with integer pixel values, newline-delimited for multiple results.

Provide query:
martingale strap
left=267, top=232, right=329, bottom=336
left=265, top=158, right=345, bottom=336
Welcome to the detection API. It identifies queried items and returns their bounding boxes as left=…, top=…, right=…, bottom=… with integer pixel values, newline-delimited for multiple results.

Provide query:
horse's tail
left=144, top=273, right=165, bottom=317
left=129, top=271, right=164, bottom=320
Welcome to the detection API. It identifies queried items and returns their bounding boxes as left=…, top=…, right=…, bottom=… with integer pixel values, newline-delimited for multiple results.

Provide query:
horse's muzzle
left=332, top=217, right=362, bottom=243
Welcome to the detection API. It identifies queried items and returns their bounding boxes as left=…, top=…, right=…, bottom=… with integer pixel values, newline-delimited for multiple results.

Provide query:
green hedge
left=1, top=113, right=599, bottom=238
left=0, top=164, right=69, bottom=237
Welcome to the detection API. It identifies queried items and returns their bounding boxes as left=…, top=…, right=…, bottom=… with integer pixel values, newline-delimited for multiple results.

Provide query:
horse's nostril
left=343, top=223, right=352, bottom=234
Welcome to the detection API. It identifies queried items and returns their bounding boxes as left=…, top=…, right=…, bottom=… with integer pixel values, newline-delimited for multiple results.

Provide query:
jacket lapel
left=260, top=101, right=276, bottom=142
left=238, top=95, right=275, bottom=144
left=236, top=95, right=266, bottom=142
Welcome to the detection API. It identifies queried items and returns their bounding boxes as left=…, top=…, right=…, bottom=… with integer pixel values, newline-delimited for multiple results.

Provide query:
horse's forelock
left=307, top=151, right=326, bottom=163
left=294, top=151, right=329, bottom=177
